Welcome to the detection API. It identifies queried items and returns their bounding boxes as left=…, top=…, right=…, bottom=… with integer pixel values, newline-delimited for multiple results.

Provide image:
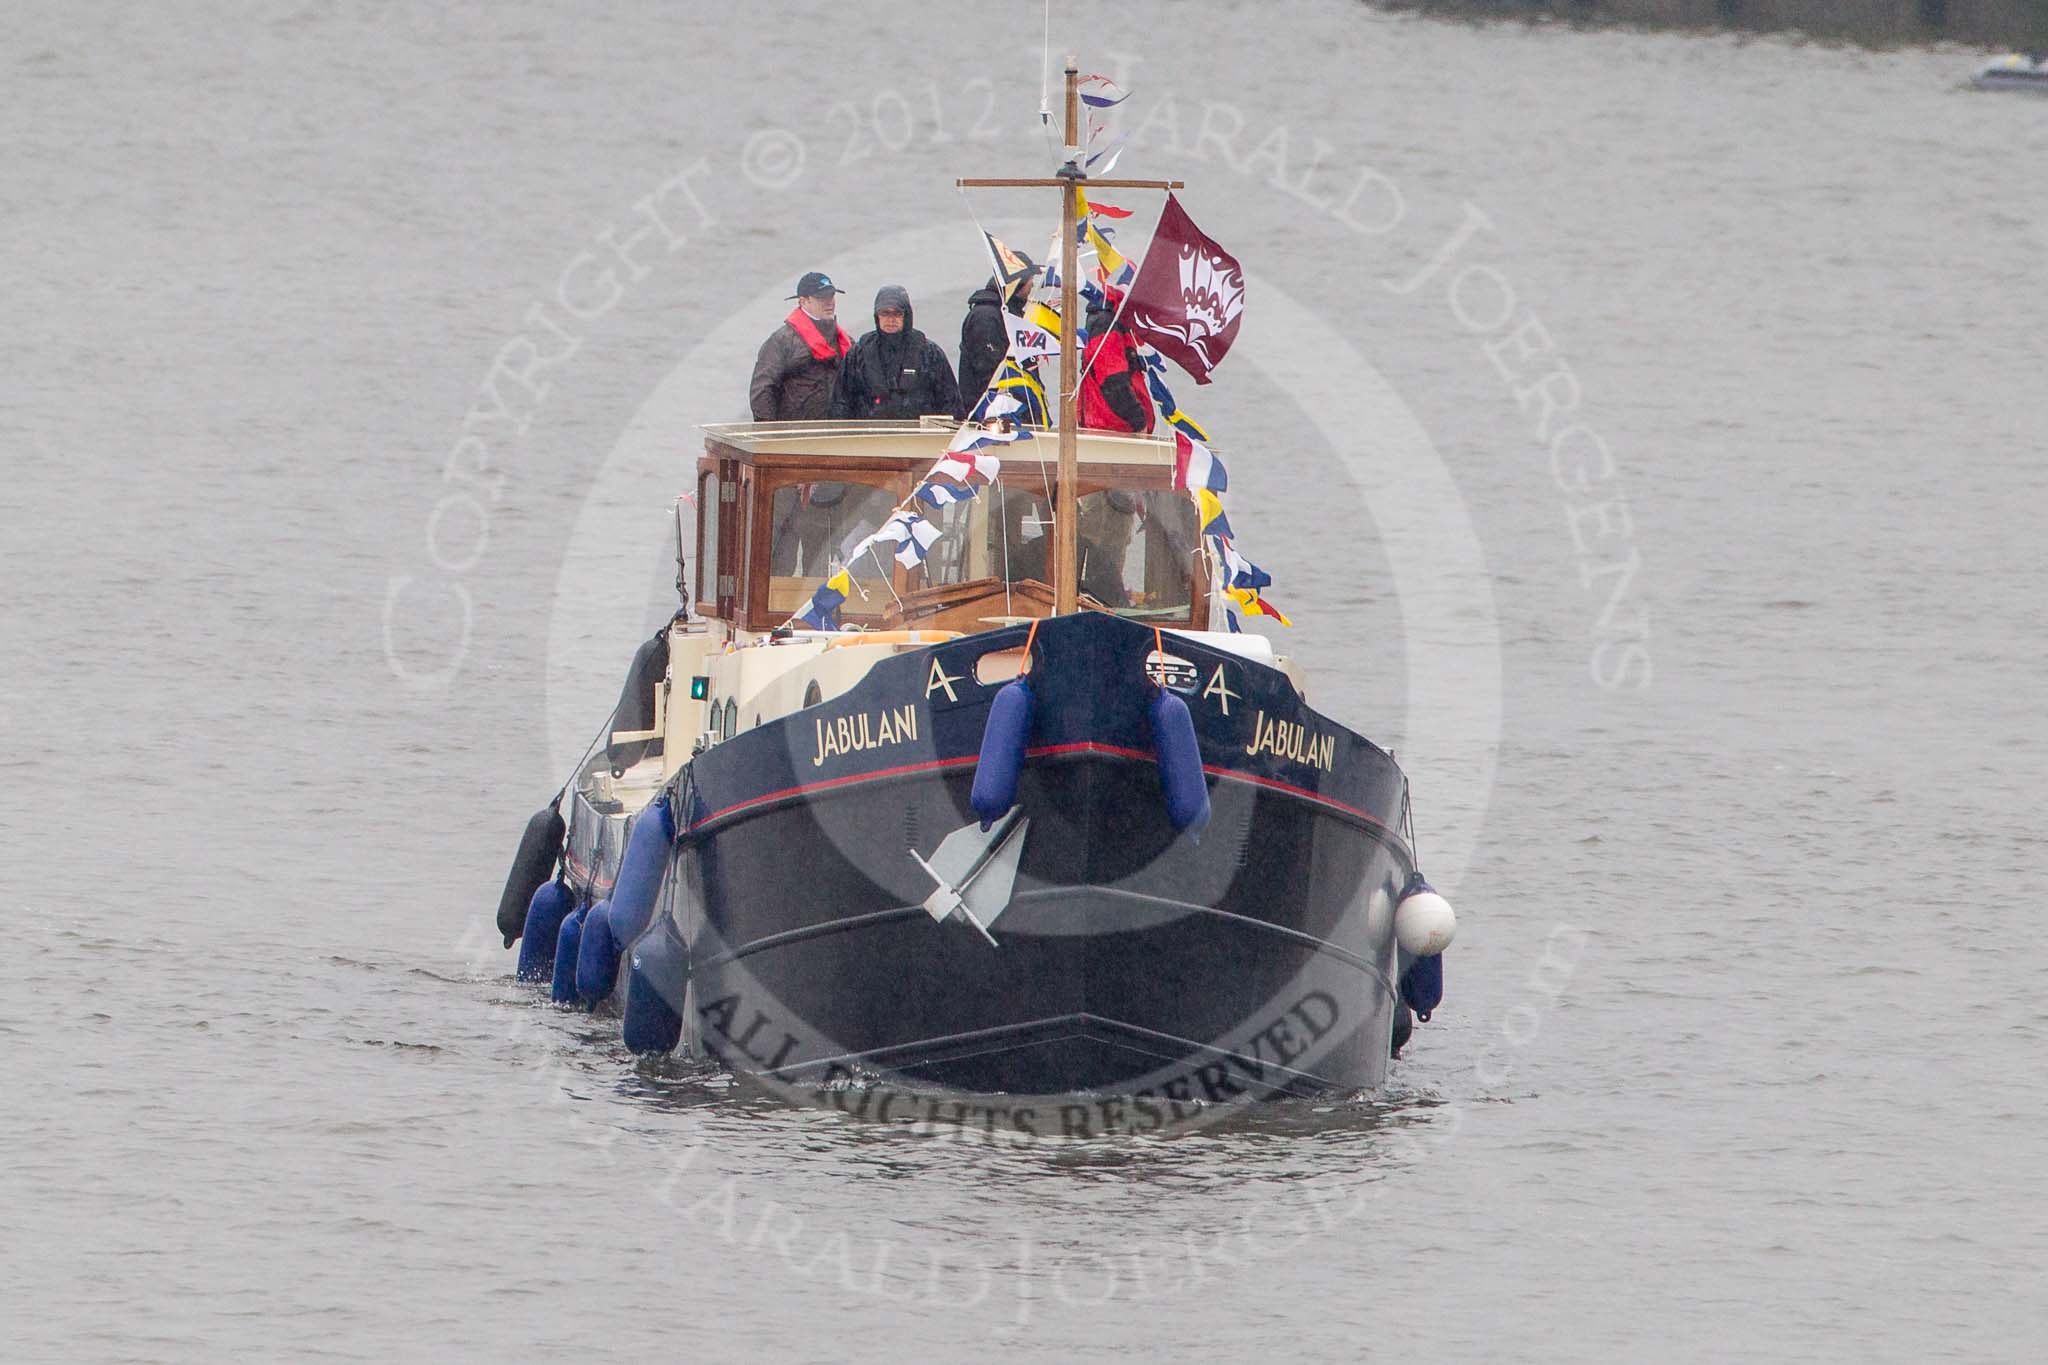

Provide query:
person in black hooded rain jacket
left=957, top=277, right=1018, bottom=409
left=832, top=285, right=964, bottom=421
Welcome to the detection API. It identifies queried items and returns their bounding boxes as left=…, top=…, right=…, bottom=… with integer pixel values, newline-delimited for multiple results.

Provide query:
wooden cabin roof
left=702, top=419, right=1179, bottom=469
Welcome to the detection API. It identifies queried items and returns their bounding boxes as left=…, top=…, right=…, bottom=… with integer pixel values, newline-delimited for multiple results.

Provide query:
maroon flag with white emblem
left=1124, top=194, right=1245, bottom=385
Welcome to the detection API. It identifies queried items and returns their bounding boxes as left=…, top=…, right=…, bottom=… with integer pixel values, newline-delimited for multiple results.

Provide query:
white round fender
left=1395, top=881, right=1457, bottom=957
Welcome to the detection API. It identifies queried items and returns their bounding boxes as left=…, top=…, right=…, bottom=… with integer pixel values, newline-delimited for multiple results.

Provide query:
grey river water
left=5, top=3, right=2045, bottom=1360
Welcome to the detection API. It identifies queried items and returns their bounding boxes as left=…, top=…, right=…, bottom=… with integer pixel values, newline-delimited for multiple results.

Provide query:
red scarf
left=785, top=307, right=850, bottom=361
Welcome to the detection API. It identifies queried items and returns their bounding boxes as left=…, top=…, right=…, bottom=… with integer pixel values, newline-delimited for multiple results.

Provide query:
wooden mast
left=957, top=60, right=1182, bottom=617
left=1055, top=59, right=1082, bottom=615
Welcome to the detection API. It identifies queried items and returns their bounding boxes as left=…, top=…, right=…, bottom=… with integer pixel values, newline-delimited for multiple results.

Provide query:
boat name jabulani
left=1242, top=708, right=1337, bottom=773
left=813, top=704, right=921, bottom=766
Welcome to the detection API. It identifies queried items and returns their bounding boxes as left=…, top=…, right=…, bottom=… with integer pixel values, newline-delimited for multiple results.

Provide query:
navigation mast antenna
left=957, top=58, right=1181, bottom=617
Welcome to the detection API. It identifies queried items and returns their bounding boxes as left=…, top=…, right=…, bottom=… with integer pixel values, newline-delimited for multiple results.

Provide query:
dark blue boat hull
left=658, top=612, right=1416, bottom=1098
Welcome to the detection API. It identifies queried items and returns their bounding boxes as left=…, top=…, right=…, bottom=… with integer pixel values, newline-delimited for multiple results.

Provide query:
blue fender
left=549, top=903, right=588, bottom=1005
left=971, top=676, right=1035, bottom=829
left=574, top=899, right=620, bottom=1007
left=622, top=920, right=690, bottom=1056
left=605, top=794, right=675, bottom=946
left=515, top=879, right=574, bottom=982
left=1399, top=952, right=1444, bottom=1018
left=1149, top=688, right=1211, bottom=840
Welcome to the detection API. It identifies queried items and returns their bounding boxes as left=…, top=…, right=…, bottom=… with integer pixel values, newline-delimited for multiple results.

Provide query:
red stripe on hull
left=687, top=741, right=1389, bottom=837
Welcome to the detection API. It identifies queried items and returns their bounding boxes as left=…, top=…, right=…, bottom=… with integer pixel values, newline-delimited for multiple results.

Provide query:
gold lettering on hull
left=1242, top=709, right=1336, bottom=773
left=1202, top=664, right=1237, bottom=716
left=812, top=704, right=921, bottom=767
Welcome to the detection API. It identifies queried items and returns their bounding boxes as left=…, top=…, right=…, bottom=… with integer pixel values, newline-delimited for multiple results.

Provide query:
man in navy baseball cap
left=787, top=271, right=845, bottom=301
left=750, top=270, right=851, bottom=420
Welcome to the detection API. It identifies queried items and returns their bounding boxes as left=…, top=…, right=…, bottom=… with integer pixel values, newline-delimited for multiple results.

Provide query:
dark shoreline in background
left=1367, top=0, right=2048, bottom=47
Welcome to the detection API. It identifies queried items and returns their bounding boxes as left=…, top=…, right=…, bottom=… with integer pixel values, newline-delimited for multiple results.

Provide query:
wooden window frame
left=699, top=442, right=1208, bottom=633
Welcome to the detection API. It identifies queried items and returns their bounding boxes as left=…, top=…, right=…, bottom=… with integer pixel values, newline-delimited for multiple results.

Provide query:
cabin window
left=918, top=486, right=1049, bottom=589
left=722, top=698, right=737, bottom=740
left=696, top=469, right=720, bottom=608
left=739, top=475, right=755, bottom=612
left=1083, top=490, right=1199, bottom=617
left=802, top=680, right=822, bottom=708
left=924, top=485, right=1198, bottom=614
left=764, top=479, right=900, bottom=618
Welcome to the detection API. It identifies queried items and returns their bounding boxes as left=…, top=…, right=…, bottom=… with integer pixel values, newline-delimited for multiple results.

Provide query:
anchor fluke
left=910, top=807, right=1030, bottom=946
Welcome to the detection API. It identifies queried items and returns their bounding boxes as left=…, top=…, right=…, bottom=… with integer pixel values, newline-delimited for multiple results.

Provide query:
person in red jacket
left=1076, top=287, right=1155, bottom=434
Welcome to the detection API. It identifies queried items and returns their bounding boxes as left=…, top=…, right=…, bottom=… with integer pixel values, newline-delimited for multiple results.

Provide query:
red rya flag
left=1124, top=193, right=1245, bottom=384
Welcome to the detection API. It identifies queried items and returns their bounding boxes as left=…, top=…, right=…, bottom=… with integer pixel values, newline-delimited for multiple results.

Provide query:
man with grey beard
left=750, top=271, right=851, bottom=421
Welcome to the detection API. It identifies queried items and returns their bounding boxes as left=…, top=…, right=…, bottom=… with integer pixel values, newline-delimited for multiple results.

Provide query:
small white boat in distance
left=1971, top=52, right=2048, bottom=93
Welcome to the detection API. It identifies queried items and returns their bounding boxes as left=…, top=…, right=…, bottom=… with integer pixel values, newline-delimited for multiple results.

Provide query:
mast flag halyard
left=957, top=58, right=1181, bottom=616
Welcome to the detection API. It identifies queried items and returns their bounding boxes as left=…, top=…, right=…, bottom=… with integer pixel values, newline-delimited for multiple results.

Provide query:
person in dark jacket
left=750, top=271, right=850, bottom=421
left=831, top=285, right=964, bottom=421
left=957, top=276, right=1028, bottom=410
left=1077, top=286, right=1154, bottom=434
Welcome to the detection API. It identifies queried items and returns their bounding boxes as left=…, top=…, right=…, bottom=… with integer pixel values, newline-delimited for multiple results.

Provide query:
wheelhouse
left=694, top=419, right=1213, bottom=634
